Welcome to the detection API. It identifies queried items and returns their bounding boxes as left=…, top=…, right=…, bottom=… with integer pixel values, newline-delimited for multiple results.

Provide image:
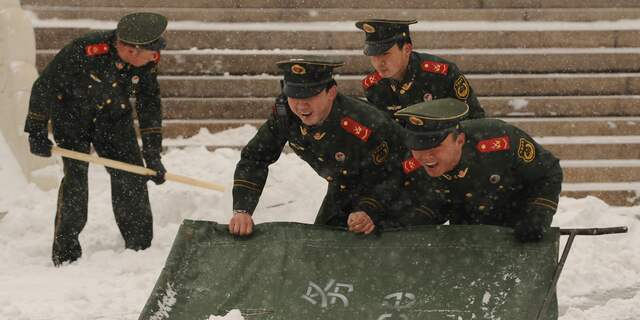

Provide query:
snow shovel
left=51, top=146, right=225, bottom=192
left=536, top=226, right=629, bottom=320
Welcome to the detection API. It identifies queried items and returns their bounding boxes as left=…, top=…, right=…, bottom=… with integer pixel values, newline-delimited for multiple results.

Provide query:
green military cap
left=276, top=58, right=344, bottom=99
left=355, top=19, right=417, bottom=56
left=395, top=98, right=469, bottom=150
left=117, top=12, right=168, bottom=51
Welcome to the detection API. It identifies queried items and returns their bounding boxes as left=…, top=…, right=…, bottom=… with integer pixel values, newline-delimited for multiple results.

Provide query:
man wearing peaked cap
left=356, top=19, right=485, bottom=125
left=277, top=58, right=344, bottom=99
left=229, top=58, right=447, bottom=237
left=24, top=12, right=169, bottom=266
left=117, top=12, right=167, bottom=51
left=395, top=98, right=563, bottom=244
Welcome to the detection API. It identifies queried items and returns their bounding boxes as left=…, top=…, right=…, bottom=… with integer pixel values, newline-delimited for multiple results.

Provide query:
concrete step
left=539, top=137, right=640, bottom=160
left=508, top=117, right=640, bottom=136
left=33, top=27, right=640, bottom=50
left=36, top=48, right=640, bottom=75
left=19, top=0, right=640, bottom=9
left=157, top=117, right=640, bottom=138
left=160, top=141, right=640, bottom=205
left=161, top=96, right=640, bottom=120
left=158, top=124, right=640, bottom=160
left=153, top=74, right=640, bottom=98
left=561, top=183, right=640, bottom=206
left=25, top=6, right=640, bottom=22
left=562, top=160, right=640, bottom=183
left=20, top=0, right=640, bottom=9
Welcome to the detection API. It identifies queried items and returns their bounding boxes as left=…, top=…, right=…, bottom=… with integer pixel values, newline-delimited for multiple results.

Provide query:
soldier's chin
left=425, top=165, right=444, bottom=177
left=377, top=69, right=391, bottom=78
left=299, top=114, right=317, bottom=126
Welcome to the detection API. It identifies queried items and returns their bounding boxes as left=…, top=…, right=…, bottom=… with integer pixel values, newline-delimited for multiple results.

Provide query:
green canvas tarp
left=139, top=220, right=559, bottom=320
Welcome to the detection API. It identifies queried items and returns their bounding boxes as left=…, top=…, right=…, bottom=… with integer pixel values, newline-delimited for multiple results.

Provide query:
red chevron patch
left=340, top=116, right=372, bottom=142
left=421, top=60, right=449, bottom=76
left=362, top=71, right=382, bottom=90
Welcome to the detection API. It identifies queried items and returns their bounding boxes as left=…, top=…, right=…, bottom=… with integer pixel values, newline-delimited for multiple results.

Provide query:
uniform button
left=465, top=193, right=473, bottom=198
left=88, top=85, right=92, bottom=89
left=341, top=170, right=348, bottom=175
left=57, top=94, right=63, bottom=101
left=112, top=82, right=118, bottom=87
left=444, top=189, right=451, bottom=194
left=96, top=104, right=103, bottom=110
left=106, top=99, right=112, bottom=104
left=435, top=189, right=441, bottom=193
left=326, top=176, right=333, bottom=182
left=339, top=185, right=347, bottom=190
left=121, top=104, right=126, bottom=109
left=92, top=118, right=96, bottom=122
left=478, top=205, right=486, bottom=210
left=404, top=181, right=410, bottom=187
left=318, top=157, right=324, bottom=162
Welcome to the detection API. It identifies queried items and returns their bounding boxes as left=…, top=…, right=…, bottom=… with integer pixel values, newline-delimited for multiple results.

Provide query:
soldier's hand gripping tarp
left=139, top=221, right=559, bottom=320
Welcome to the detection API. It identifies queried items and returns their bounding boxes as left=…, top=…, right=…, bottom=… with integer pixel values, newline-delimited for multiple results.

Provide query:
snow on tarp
left=139, top=221, right=559, bottom=320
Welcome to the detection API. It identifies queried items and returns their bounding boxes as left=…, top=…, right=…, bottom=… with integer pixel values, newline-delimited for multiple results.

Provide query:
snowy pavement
left=0, top=129, right=639, bottom=320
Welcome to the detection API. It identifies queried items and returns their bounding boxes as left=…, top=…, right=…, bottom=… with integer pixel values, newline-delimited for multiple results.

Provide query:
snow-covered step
left=33, top=27, right=640, bottom=50
left=506, top=117, right=640, bottom=136
left=24, top=6, right=640, bottom=23
left=562, top=183, right=640, bottom=206
left=541, top=136, right=640, bottom=160
left=151, top=73, right=640, bottom=98
left=20, top=0, right=640, bottom=9
left=160, top=96, right=640, bottom=120
left=157, top=117, right=640, bottom=138
left=36, top=48, right=640, bottom=75
left=562, top=160, right=640, bottom=183
left=160, top=129, right=640, bottom=160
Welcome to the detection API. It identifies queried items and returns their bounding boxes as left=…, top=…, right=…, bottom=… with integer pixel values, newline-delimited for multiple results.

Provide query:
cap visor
left=364, top=42, right=395, bottom=56
left=404, top=130, right=449, bottom=150
left=140, top=37, right=166, bottom=51
left=283, top=84, right=324, bottom=99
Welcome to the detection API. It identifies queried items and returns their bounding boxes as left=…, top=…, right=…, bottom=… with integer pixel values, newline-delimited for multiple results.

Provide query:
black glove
left=145, top=157, right=166, bottom=185
left=514, top=210, right=551, bottom=242
left=28, top=133, right=53, bottom=157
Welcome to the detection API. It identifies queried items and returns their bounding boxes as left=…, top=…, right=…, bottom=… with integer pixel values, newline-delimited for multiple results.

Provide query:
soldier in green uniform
left=395, top=98, right=563, bottom=242
left=355, top=19, right=485, bottom=124
left=24, top=12, right=168, bottom=266
left=229, top=58, right=445, bottom=236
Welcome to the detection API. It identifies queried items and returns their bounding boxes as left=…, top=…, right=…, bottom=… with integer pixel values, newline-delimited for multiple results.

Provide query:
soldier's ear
left=455, top=132, right=466, bottom=147
left=402, top=42, right=413, bottom=55
left=327, top=84, right=338, bottom=100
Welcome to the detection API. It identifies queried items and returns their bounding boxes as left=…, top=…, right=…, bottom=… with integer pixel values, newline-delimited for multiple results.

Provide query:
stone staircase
left=22, top=0, right=640, bottom=206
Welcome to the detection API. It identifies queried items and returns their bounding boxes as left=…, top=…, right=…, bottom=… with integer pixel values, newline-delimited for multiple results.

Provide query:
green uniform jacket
left=433, top=119, right=563, bottom=228
left=24, top=30, right=163, bottom=161
left=233, top=93, right=445, bottom=226
left=362, top=51, right=485, bottom=124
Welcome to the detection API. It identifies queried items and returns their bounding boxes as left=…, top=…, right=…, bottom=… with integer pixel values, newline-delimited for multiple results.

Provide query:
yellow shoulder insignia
left=454, top=75, right=470, bottom=100
left=372, top=141, right=389, bottom=165
left=517, top=138, right=536, bottom=162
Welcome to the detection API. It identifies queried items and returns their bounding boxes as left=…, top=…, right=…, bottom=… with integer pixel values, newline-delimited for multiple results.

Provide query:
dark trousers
left=52, top=119, right=153, bottom=265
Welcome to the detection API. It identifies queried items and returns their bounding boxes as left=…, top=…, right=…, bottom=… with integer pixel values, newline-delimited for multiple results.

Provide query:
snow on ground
left=0, top=128, right=638, bottom=320
left=24, top=14, right=640, bottom=31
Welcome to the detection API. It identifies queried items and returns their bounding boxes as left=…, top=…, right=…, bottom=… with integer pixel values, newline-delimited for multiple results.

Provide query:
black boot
left=52, top=237, right=82, bottom=267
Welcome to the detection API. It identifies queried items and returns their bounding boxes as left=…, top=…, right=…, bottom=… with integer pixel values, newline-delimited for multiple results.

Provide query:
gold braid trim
left=233, top=180, right=261, bottom=192
left=358, top=197, right=382, bottom=210
left=140, top=127, right=162, bottom=134
left=28, top=112, right=48, bottom=121
left=415, top=206, right=436, bottom=218
left=528, top=197, right=558, bottom=211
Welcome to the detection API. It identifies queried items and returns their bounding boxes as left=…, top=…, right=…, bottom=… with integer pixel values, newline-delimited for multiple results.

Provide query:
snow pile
left=0, top=129, right=638, bottom=319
